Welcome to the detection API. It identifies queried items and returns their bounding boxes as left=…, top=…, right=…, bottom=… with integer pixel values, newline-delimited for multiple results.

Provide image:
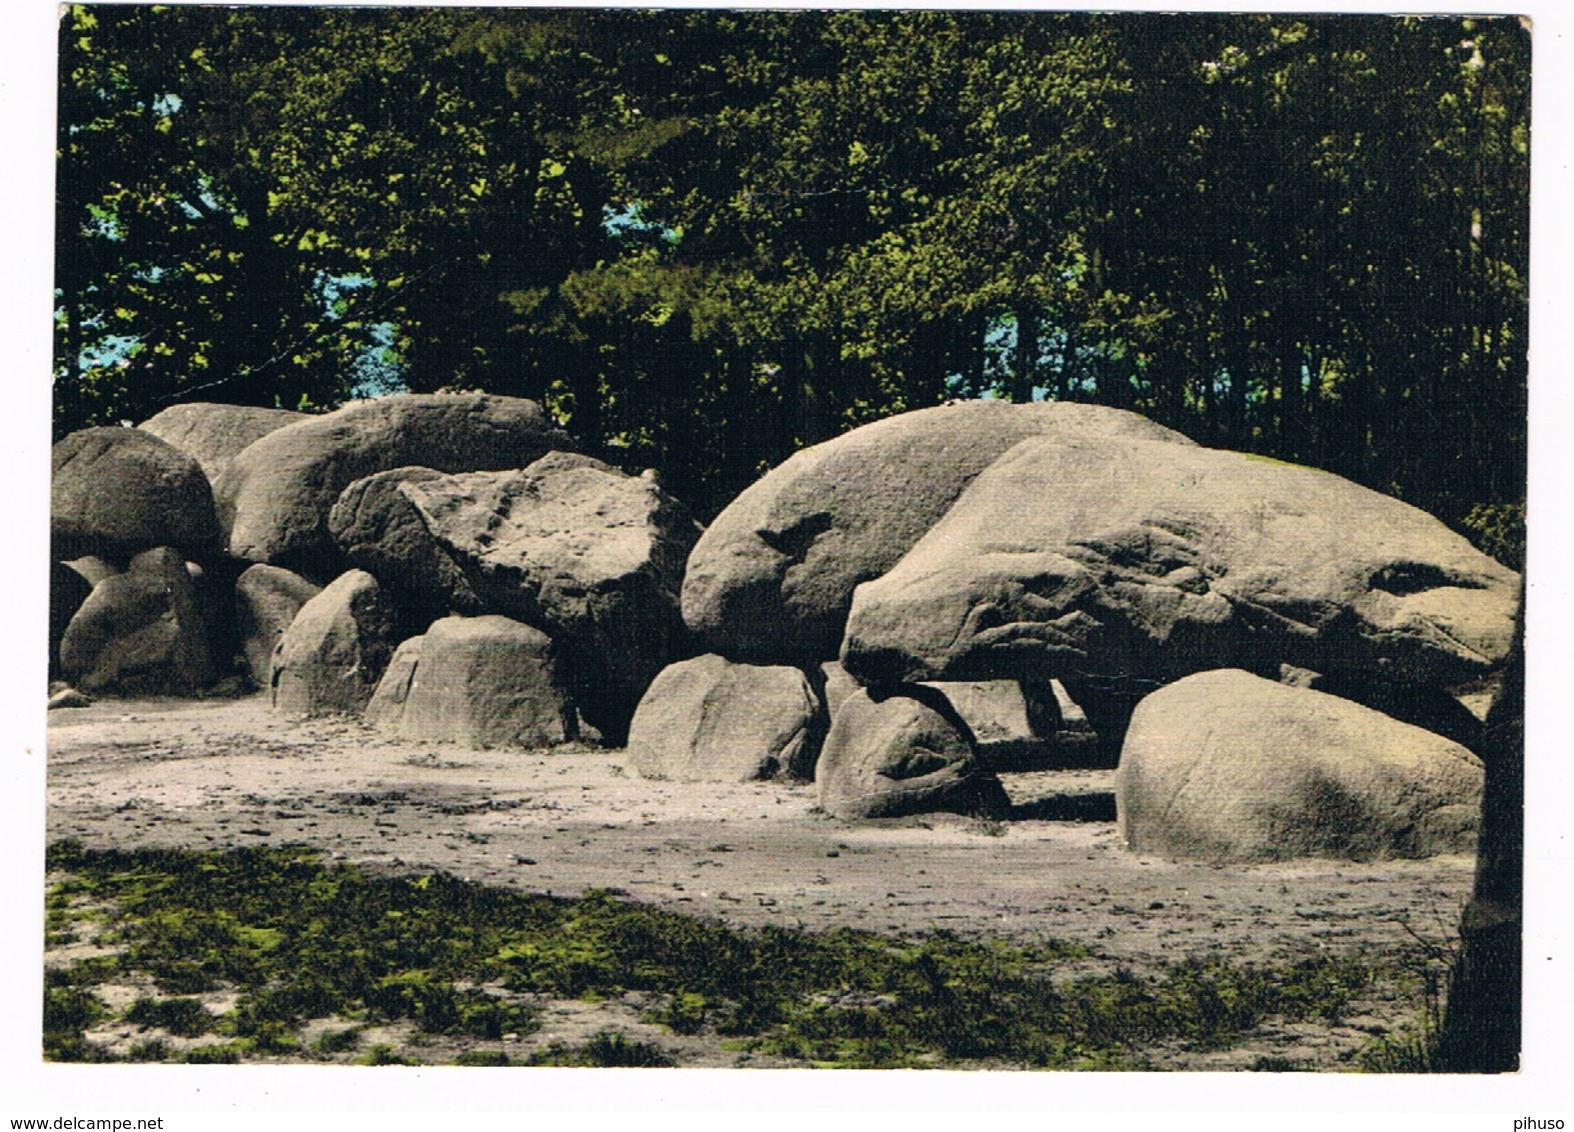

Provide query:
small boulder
left=683, top=400, right=1194, bottom=664
left=921, top=679, right=1060, bottom=772
left=52, top=427, right=219, bottom=561
left=1116, top=669, right=1484, bottom=862
left=48, top=687, right=93, bottom=710
left=234, top=564, right=323, bottom=686
left=404, top=451, right=702, bottom=744
left=816, top=685, right=1009, bottom=821
left=216, top=393, right=574, bottom=574
left=627, top=654, right=824, bottom=782
left=137, top=402, right=309, bottom=484
left=364, top=636, right=425, bottom=733
left=326, top=466, right=483, bottom=626
left=364, top=616, right=575, bottom=749
left=58, top=547, right=213, bottom=695
left=270, top=569, right=396, bottom=717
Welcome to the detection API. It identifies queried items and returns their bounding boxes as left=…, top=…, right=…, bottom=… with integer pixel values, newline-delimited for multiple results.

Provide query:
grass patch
left=43, top=840, right=1409, bottom=1069
left=525, top=1031, right=676, bottom=1068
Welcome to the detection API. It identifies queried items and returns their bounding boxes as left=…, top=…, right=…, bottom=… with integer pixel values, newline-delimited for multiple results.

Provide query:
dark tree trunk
left=1435, top=585, right=1523, bottom=1072
left=1010, top=301, right=1039, bottom=404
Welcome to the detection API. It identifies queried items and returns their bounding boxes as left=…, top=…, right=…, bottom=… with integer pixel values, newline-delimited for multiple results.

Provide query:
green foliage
left=1460, top=501, right=1526, bottom=570
left=43, top=843, right=1421, bottom=1069
left=55, top=10, right=1526, bottom=529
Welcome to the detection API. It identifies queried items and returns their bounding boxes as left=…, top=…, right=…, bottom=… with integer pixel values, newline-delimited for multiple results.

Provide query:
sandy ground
left=45, top=694, right=1476, bottom=1070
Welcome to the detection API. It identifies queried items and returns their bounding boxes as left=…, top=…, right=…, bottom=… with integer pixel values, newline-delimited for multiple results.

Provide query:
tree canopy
left=55, top=8, right=1528, bottom=558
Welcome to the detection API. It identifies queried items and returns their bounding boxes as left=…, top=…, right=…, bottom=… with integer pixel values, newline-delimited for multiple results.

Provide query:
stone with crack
left=842, top=435, right=1519, bottom=692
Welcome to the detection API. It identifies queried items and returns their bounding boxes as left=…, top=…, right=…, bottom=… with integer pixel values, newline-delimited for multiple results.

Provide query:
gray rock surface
left=921, top=679, right=1060, bottom=771
left=137, top=402, right=309, bottom=484
left=815, top=685, right=1010, bottom=821
left=843, top=435, right=1520, bottom=691
left=234, top=564, right=323, bottom=686
left=58, top=547, right=213, bottom=695
left=270, top=569, right=396, bottom=716
left=681, top=400, right=1195, bottom=664
left=363, top=636, right=424, bottom=734
left=63, top=557, right=121, bottom=587
left=50, top=562, right=94, bottom=679
left=1116, top=669, right=1484, bottom=862
left=52, top=427, right=220, bottom=561
left=404, top=451, right=702, bottom=744
left=627, top=654, right=824, bottom=782
left=363, top=616, right=575, bottom=749
left=1275, top=665, right=1485, bottom=751
left=48, top=687, right=93, bottom=710
left=327, top=466, right=484, bottom=624
left=216, top=393, right=572, bottom=574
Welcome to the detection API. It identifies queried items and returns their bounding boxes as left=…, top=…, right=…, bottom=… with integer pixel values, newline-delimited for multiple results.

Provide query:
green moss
left=355, top=1043, right=416, bottom=1066
left=40, top=842, right=1414, bottom=1070
left=311, top=1026, right=363, bottom=1055
left=124, top=995, right=214, bottom=1037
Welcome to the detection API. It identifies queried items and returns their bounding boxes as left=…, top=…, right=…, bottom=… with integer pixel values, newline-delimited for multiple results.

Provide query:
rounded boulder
left=364, top=616, right=575, bottom=749
left=52, top=427, right=219, bottom=561
left=58, top=547, right=213, bottom=695
left=403, top=451, right=702, bottom=745
left=1116, top=669, right=1485, bottom=862
left=270, top=569, right=396, bottom=717
left=627, top=654, right=824, bottom=782
left=816, top=685, right=1010, bottom=821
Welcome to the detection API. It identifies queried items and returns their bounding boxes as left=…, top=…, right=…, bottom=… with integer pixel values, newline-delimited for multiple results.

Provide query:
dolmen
left=629, top=400, right=1519, bottom=859
left=49, top=393, right=1522, bottom=864
left=47, top=394, right=700, bottom=748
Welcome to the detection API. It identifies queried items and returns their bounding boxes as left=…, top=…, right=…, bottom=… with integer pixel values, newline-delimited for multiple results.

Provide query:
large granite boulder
left=627, top=654, right=824, bottom=782
left=816, top=685, right=1010, bottom=821
left=58, top=547, right=213, bottom=694
left=137, top=402, right=309, bottom=484
left=363, top=616, right=575, bottom=749
left=216, top=393, right=573, bottom=575
left=327, top=466, right=484, bottom=627
left=234, top=564, right=323, bottom=686
left=681, top=401, right=1194, bottom=665
left=843, top=435, right=1520, bottom=691
left=1116, top=669, right=1484, bottom=862
left=52, top=427, right=220, bottom=562
left=270, top=569, right=396, bottom=716
left=404, top=452, right=702, bottom=745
